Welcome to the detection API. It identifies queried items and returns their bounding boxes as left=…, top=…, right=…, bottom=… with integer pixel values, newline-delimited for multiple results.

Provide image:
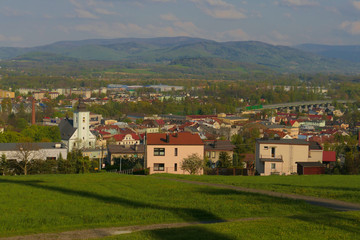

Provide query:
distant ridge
left=295, top=44, right=360, bottom=63
left=1, top=37, right=360, bottom=74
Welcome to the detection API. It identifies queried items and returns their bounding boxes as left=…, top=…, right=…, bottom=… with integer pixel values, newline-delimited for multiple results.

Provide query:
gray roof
left=309, top=141, right=322, bottom=150
left=0, top=142, right=65, bottom=151
left=257, top=139, right=309, bottom=145
left=296, top=162, right=324, bottom=167
left=108, top=144, right=145, bottom=154
left=204, top=140, right=235, bottom=151
left=59, top=118, right=76, bottom=140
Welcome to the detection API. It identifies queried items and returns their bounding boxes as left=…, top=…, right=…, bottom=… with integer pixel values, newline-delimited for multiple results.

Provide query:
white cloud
left=218, top=28, right=250, bottom=41
left=190, top=0, right=247, bottom=19
left=277, top=0, right=319, bottom=7
left=0, top=34, right=23, bottom=43
left=353, top=1, right=360, bottom=10
left=203, top=8, right=247, bottom=19
left=74, top=8, right=99, bottom=19
left=0, top=7, right=31, bottom=17
left=340, top=21, right=360, bottom=35
left=73, top=21, right=201, bottom=38
left=94, top=8, right=117, bottom=15
left=160, top=13, right=179, bottom=21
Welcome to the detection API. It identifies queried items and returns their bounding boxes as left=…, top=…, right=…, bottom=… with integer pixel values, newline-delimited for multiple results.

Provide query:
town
left=0, top=82, right=358, bottom=176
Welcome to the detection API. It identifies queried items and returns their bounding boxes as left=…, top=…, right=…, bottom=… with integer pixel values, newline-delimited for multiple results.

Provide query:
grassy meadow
left=0, top=173, right=335, bottom=237
left=155, top=174, right=360, bottom=203
left=99, top=211, right=360, bottom=240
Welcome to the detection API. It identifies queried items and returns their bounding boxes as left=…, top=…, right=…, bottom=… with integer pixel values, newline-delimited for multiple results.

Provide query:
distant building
left=0, top=90, right=15, bottom=99
left=59, top=100, right=96, bottom=152
left=204, top=140, right=235, bottom=167
left=0, top=142, right=67, bottom=161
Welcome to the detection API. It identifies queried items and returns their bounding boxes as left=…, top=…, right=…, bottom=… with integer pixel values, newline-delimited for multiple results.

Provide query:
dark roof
left=309, top=141, right=322, bottom=150
left=108, top=144, right=145, bottom=154
left=59, top=118, right=76, bottom=140
left=204, top=140, right=235, bottom=152
left=256, top=139, right=309, bottom=145
left=0, top=142, right=65, bottom=151
left=147, top=132, right=203, bottom=145
left=296, top=162, right=324, bottom=167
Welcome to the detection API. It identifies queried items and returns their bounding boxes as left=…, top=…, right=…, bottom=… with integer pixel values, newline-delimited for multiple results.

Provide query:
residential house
left=113, top=133, right=140, bottom=145
left=255, top=139, right=323, bottom=176
left=146, top=132, right=204, bottom=174
left=107, top=144, right=145, bottom=165
left=204, top=140, right=235, bottom=167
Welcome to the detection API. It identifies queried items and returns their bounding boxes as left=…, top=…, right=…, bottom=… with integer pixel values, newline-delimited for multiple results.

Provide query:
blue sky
left=1, top=0, right=360, bottom=47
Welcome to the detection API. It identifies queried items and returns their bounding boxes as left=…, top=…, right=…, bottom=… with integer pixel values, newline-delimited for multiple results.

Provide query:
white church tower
left=59, top=99, right=96, bottom=152
left=73, top=99, right=96, bottom=150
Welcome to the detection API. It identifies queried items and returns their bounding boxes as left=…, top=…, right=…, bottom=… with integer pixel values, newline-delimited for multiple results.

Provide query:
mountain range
left=1, top=37, right=360, bottom=74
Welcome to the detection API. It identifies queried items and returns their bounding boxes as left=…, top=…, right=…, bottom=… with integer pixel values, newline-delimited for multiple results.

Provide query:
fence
left=205, top=168, right=249, bottom=176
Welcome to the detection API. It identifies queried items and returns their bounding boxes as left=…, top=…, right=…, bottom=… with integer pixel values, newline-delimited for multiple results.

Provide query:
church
left=59, top=100, right=96, bottom=152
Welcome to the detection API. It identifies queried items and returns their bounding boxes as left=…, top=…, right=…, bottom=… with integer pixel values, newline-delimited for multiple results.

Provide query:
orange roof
left=147, top=132, right=203, bottom=145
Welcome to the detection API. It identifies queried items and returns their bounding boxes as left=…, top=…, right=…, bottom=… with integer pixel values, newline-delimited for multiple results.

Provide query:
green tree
left=0, top=154, right=9, bottom=176
left=181, top=153, right=203, bottom=175
left=218, top=152, right=232, bottom=168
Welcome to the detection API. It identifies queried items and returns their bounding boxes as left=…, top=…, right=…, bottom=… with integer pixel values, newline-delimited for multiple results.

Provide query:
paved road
left=159, top=177, right=360, bottom=212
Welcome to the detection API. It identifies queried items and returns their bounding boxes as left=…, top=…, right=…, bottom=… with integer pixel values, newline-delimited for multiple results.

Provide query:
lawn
left=100, top=211, right=360, bottom=240
left=0, top=173, right=332, bottom=237
left=154, top=174, right=360, bottom=203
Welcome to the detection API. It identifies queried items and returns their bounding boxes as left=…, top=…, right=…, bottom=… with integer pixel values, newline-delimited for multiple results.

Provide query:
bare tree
left=14, top=142, right=43, bottom=175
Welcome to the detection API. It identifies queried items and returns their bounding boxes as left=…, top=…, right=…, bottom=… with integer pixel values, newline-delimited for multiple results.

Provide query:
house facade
left=255, top=139, right=323, bottom=176
left=204, top=140, right=235, bottom=167
left=0, top=142, right=68, bottom=161
left=146, top=132, right=204, bottom=174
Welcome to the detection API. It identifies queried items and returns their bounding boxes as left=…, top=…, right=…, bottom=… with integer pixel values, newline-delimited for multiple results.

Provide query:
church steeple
left=76, top=98, right=87, bottom=112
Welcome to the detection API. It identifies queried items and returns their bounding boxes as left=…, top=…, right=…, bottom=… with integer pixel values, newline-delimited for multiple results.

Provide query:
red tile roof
left=113, top=133, right=140, bottom=142
left=147, top=132, right=203, bottom=145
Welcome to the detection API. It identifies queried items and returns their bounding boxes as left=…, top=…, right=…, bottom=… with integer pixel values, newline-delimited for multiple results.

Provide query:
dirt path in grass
left=0, top=218, right=261, bottom=240
left=157, top=177, right=360, bottom=212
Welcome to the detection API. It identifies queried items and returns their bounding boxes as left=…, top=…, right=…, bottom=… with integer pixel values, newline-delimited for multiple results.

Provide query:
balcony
left=259, top=154, right=283, bottom=162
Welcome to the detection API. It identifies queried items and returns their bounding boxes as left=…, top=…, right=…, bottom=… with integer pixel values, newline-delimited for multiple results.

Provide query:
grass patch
left=154, top=174, right=360, bottom=203
left=100, top=211, right=360, bottom=240
left=0, top=173, right=332, bottom=237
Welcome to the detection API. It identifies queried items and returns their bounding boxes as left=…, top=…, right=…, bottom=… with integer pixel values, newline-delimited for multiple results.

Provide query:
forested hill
left=1, top=37, right=360, bottom=74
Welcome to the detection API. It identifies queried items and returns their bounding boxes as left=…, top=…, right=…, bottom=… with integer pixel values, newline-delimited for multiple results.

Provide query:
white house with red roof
left=145, top=132, right=204, bottom=174
left=113, top=133, right=140, bottom=145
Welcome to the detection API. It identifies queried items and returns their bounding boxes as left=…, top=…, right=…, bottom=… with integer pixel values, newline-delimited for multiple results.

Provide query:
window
left=174, top=163, right=177, bottom=171
left=174, top=148, right=178, bottom=156
left=271, top=163, right=276, bottom=170
left=212, top=152, right=216, bottom=158
left=271, top=147, right=276, bottom=157
left=206, top=152, right=211, bottom=158
left=46, top=157, right=56, bottom=160
left=264, top=146, right=268, bottom=150
left=83, top=117, right=86, bottom=123
left=154, top=148, right=165, bottom=156
left=154, top=163, right=165, bottom=171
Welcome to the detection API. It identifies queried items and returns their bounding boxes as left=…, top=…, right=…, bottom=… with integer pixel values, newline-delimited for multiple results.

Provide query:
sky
left=0, top=0, right=360, bottom=47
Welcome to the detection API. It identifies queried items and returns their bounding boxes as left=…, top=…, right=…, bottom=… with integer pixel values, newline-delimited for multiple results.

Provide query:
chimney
left=166, top=133, right=170, bottom=143
left=31, top=98, right=36, bottom=125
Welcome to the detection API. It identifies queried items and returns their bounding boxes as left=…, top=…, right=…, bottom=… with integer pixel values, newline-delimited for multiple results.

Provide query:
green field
left=0, top=173, right=334, bottom=237
left=100, top=212, right=360, bottom=240
left=155, top=174, right=360, bottom=203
